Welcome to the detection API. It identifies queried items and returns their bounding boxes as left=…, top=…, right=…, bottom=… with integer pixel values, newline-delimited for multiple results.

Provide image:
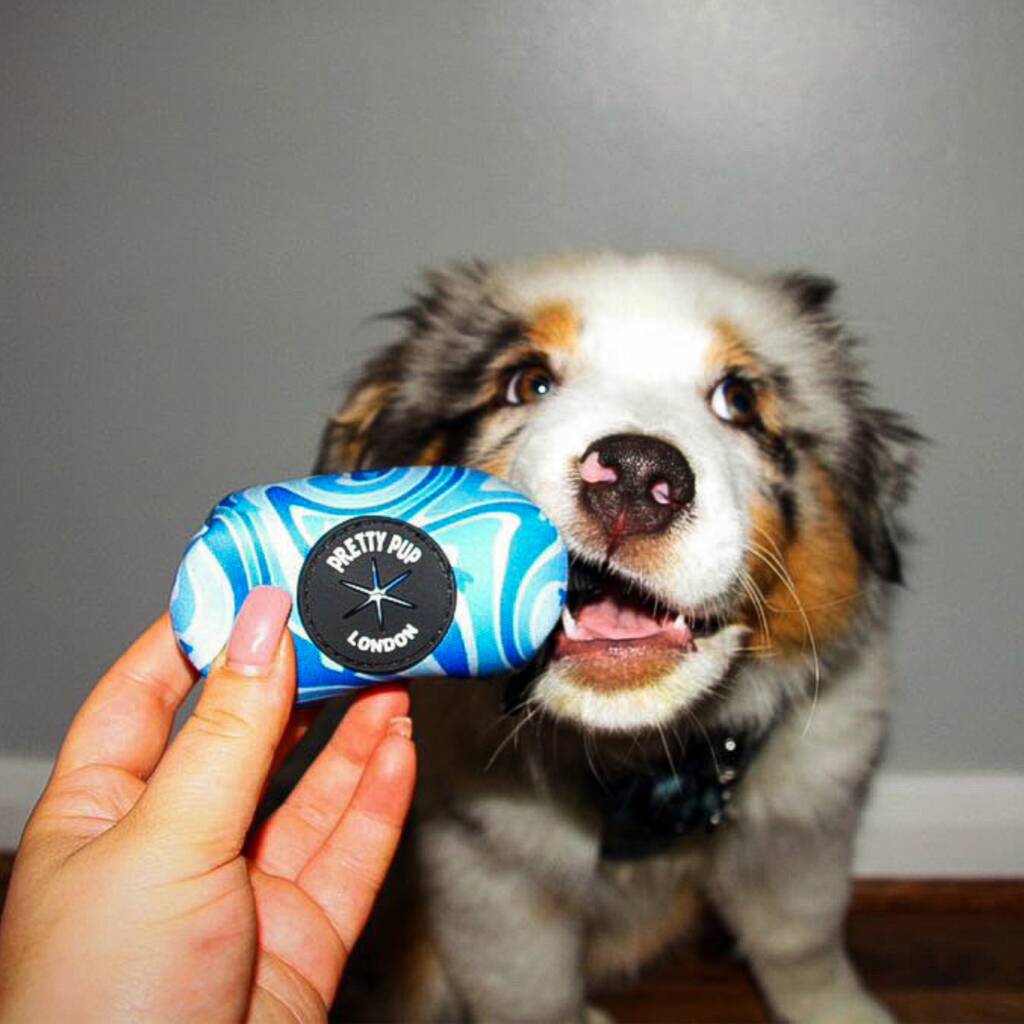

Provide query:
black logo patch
left=298, top=515, right=456, bottom=674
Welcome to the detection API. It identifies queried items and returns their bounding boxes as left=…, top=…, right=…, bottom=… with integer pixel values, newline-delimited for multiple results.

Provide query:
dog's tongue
left=573, top=597, right=691, bottom=643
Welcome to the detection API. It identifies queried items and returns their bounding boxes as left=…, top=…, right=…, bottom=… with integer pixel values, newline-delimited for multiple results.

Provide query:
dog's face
left=319, top=254, right=917, bottom=733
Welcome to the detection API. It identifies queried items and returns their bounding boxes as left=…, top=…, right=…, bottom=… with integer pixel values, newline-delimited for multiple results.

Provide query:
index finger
left=52, top=613, right=197, bottom=783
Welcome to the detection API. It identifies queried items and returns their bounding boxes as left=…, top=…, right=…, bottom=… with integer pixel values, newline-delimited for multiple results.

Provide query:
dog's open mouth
left=554, top=556, right=725, bottom=662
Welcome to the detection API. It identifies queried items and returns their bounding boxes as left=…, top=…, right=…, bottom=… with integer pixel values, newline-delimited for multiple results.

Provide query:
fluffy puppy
left=316, top=253, right=918, bottom=1023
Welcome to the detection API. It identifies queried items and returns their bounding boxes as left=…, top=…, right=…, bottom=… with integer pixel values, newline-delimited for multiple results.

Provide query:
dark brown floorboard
left=596, top=881, right=1024, bottom=1024
left=2, top=855, right=1021, bottom=1022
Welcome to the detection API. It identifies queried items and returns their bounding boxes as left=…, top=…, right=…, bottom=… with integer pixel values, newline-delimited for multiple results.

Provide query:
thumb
left=128, top=587, right=295, bottom=869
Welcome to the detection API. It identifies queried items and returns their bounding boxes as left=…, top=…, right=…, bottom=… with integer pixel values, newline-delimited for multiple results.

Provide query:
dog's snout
left=578, top=433, right=694, bottom=539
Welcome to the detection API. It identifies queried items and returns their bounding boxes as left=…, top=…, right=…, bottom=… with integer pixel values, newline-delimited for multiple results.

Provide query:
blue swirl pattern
left=170, top=467, right=568, bottom=704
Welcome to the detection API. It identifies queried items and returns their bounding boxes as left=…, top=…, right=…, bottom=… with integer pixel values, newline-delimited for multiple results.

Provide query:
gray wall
left=3, top=1, right=1022, bottom=770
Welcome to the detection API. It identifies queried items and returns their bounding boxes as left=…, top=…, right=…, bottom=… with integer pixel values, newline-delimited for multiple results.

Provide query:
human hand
left=0, top=587, right=415, bottom=1023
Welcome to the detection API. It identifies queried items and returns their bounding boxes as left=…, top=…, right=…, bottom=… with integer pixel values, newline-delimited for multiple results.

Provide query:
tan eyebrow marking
left=705, top=318, right=762, bottom=378
left=526, top=302, right=580, bottom=354
left=705, top=318, right=784, bottom=435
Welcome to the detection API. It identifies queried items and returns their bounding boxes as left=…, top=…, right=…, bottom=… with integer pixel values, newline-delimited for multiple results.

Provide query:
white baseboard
left=1, top=757, right=1021, bottom=876
left=854, top=772, right=1024, bottom=877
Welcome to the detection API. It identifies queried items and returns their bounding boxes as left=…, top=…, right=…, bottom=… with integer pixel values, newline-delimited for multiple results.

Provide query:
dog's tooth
left=561, top=606, right=582, bottom=640
left=673, top=612, right=688, bottom=630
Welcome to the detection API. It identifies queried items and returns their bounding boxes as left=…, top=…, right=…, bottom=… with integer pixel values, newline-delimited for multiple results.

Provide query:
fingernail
left=227, top=587, right=292, bottom=675
left=387, top=716, right=413, bottom=740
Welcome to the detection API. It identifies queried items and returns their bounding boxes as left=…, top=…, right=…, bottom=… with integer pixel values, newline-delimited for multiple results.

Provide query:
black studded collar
left=502, top=668, right=766, bottom=861
left=589, top=729, right=763, bottom=861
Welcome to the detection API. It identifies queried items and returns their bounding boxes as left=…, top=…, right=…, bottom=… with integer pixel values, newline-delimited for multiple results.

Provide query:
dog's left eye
left=710, top=376, right=759, bottom=427
left=505, top=365, right=555, bottom=406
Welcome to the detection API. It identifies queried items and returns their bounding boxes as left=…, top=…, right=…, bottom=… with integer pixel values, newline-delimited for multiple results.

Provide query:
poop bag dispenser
left=170, top=466, right=568, bottom=704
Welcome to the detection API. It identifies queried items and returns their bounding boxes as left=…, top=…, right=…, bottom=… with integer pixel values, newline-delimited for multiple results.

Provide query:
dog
left=314, top=252, right=919, bottom=1023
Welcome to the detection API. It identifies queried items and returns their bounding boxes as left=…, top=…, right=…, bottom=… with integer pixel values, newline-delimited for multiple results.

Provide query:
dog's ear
left=316, top=260, right=514, bottom=474
left=773, top=270, right=838, bottom=316
left=314, top=351, right=402, bottom=472
left=842, top=406, right=921, bottom=584
left=772, top=268, right=922, bottom=583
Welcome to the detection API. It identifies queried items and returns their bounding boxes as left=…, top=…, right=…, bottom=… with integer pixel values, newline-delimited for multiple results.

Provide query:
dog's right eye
left=505, top=365, right=556, bottom=406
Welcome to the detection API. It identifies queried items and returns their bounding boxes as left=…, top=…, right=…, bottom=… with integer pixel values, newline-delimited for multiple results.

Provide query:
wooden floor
left=596, top=881, right=1024, bottom=1023
left=2, top=855, right=1021, bottom=1022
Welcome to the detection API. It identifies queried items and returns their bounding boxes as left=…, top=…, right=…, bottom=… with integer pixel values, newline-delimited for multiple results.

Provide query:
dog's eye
left=710, top=376, right=758, bottom=427
left=505, top=365, right=555, bottom=406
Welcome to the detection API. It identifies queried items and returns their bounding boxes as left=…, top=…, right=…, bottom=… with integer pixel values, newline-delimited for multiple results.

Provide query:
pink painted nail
left=387, top=716, right=413, bottom=740
left=226, top=587, right=292, bottom=675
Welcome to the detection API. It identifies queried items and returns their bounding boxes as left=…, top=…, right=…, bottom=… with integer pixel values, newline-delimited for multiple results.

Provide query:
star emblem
left=340, top=558, right=416, bottom=631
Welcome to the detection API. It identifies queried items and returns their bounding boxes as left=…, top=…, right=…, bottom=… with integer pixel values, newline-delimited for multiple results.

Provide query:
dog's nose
left=578, top=433, right=695, bottom=540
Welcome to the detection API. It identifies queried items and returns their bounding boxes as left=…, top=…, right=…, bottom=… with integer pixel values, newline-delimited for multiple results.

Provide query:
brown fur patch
left=475, top=447, right=515, bottom=480
left=527, top=302, right=580, bottom=355
left=321, top=379, right=393, bottom=470
left=745, top=463, right=861, bottom=654
left=705, top=319, right=783, bottom=435
left=417, top=434, right=448, bottom=465
left=462, top=408, right=523, bottom=479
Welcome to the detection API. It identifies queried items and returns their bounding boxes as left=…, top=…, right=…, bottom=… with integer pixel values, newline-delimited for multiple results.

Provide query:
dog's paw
left=584, top=1005, right=616, bottom=1024
left=805, top=992, right=896, bottom=1024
